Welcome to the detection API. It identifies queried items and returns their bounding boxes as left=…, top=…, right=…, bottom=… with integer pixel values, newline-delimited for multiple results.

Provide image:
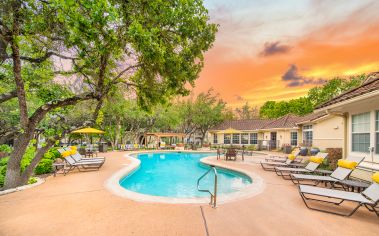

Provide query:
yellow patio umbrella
left=72, top=127, right=105, bottom=134
left=217, top=128, right=240, bottom=134
left=71, top=127, right=105, bottom=145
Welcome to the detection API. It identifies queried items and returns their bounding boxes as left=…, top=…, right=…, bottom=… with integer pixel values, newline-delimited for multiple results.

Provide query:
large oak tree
left=0, top=0, right=217, bottom=189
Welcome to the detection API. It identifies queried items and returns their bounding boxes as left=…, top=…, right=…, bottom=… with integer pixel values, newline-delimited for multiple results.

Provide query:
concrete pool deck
left=0, top=151, right=378, bottom=236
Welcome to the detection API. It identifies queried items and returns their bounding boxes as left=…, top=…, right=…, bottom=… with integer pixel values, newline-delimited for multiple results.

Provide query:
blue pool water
left=119, top=152, right=252, bottom=198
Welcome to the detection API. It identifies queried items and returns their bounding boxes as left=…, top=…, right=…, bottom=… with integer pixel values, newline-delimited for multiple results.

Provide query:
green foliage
left=0, top=144, right=12, bottom=153
left=235, top=102, right=259, bottom=120
left=20, top=146, right=37, bottom=173
left=308, top=74, right=366, bottom=107
left=260, top=97, right=313, bottom=118
left=260, top=74, right=366, bottom=118
left=28, top=177, right=37, bottom=185
left=0, top=158, right=8, bottom=187
left=246, top=145, right=257, bottom=151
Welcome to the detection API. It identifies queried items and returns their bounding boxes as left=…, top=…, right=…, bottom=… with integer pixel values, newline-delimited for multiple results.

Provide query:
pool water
left=119, top=152, right=252, bottom=198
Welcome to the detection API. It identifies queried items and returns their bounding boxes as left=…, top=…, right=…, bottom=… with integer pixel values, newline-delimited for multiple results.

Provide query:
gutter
left=314, top=89, right=379, bottom=113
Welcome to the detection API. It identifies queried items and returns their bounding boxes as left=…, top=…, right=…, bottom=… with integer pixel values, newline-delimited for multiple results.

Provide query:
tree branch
left=114, top=64, right=141, bottom=81
left=0, top=89, right=17, bottom=103
left=28, top=92, right=99, bottom=128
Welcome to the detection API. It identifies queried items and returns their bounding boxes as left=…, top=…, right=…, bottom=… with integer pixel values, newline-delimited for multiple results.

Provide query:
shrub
left=246, top=145, right=256, bottom=151
left=34, top=147, right=60, bottom=175
left=28, top=177, right=37, bottom=185
left=0, top=144, right=12, bottom=153
left=325, top=148, right=343, bottom=170
left=0, top=146, right=61, bottom=187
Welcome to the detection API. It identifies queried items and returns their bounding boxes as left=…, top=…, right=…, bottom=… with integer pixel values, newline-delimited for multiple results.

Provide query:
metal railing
left=197, top=166, right=218, bottom=208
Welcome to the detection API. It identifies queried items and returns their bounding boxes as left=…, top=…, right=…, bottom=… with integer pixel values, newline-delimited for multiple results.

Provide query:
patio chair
left=260, top=154, right=305, bottom=171
left=225, top=148, right=237, bottom=161
left=71, top=152, right=105, bottom=163
left=59, top=147, right=105, bottom=162
left=62, top=155, right=105, bottom=175
left=265, top=149, right=300, bottom=163
left=274, top=152, right=328, bottom=179
left=298, top=172, right=379, bottom=217
left=290, top=156, right=365, bottom=187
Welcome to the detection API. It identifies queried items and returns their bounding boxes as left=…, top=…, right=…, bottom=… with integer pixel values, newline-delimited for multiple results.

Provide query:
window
left=290, top=132, right=298, bottom=146
left=213, top=134, right=218, bottom=144
left=224, top=134, right=231, bottom=144
left=250, top=133, right=258, bottom=144
left=303, top=125, right=313, bottom=146
left=352, top=112, right=370, bottom=153
left=241, top=133, right=249, bottom=144
left=232, top=134, right=240, bottom=144
left=376, top=111, right=379, bottom=154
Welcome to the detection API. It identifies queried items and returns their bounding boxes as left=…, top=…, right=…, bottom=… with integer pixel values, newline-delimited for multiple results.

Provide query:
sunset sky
left=193, top=0, right=379, bottom=107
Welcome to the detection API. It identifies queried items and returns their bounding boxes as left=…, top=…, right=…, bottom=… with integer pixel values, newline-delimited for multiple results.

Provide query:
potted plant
left=282, top=144, right=292, bottom=154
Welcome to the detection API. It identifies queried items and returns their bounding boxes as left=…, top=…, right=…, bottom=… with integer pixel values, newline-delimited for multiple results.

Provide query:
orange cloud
left=192, top=19, right=379, bottom=108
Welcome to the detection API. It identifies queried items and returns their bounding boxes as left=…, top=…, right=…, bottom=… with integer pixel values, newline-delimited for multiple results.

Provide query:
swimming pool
left=119, top=152, right=252, bottom=198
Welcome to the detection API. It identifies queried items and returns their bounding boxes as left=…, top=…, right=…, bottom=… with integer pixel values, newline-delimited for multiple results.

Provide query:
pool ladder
left=197, top=165, right=218, bottom=208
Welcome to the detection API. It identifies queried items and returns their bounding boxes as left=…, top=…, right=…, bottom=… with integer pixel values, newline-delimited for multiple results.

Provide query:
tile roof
left=261, top=114, right=301, bottom=129
left=211, top=112, right=331, bottom=131
left=316, top=72, right=379, bottom=110
left=210, top=119, right=273, bottom=131
left=295, top=111, right=328, bottom=124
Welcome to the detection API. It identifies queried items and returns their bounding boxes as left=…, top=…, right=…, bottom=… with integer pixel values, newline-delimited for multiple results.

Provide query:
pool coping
left=104, top=150, right=266, bottom=205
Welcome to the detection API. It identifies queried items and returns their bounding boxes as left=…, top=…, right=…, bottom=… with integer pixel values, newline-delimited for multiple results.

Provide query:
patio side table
left=52, top=163, right=65, bottom=177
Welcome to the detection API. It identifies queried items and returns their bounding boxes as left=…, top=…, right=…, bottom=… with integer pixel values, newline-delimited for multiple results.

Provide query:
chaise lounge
left=274, top=152, right=328, bottom=179
left=298, top=172, right=379, bottom=217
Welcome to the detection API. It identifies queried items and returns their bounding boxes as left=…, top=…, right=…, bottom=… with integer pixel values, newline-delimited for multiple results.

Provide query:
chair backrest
left=57, top=148, right=65, bottom=154
left=64, top=156, right=76, bottom=165
left=292, top=149, right=301, bottom=157
left=362, top=183, right=379, bottom=203
left=330, top=167, right=353, bottom=180
left=305, top=162, right=319, bottom=171
left=305, top=152, right=328, bottom=171
left=71, top=152, right=82, bottom=162
left=346, top=155, right=365, bottom=164
left=285, top=158, right=294, bottom=165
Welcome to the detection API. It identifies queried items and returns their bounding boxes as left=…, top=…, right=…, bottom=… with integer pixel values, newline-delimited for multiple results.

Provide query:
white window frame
left=241, top=133, right=249, bottom=144
left=213, top=133, right=218, bottom=144
left=232, top=134, right=240, bottom=144
left=290, top=131, right=298, bottom=146
left=351, top=112, right=371, bottom=153
left=302, top=125, right=313, bottom=146
left=250, top=133, right=258, bottom=145
left=224, top=134, right=231, bottom=144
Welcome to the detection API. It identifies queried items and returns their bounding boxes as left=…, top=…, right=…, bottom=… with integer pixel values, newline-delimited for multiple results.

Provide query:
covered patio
left=144, top=132, right=185, bottom=149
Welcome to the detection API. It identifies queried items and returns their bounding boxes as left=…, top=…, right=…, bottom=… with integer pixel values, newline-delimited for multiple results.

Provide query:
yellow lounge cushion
left=70, top=146, right=77, bottom=150
left=309, top=156, right=323, bottom=164
left=337, top=159, right=358, bottom=169
left=288, top=154, right=296, bottom=160
left=61, top=150, right=71, bottom=158
left=70, top=149, right=77, bottom=155
left=372, top=172, right=379, bottom=184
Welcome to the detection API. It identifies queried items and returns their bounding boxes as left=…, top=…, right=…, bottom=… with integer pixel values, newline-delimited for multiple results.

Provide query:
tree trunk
left=4, top=132, right=33, bottom=189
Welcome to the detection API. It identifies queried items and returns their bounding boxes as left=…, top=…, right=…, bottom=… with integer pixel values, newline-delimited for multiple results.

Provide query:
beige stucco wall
left=312, top=116, right=344, bottom=150
left=320, top=94, right=379, bottom=181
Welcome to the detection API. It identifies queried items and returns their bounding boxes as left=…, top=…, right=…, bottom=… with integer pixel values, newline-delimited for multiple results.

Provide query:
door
left=270, top=132, right=277, bottom=149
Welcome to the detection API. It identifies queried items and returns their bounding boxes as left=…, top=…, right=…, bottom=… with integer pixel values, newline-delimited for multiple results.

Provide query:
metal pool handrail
left=197, top=165, right=218, bottom=208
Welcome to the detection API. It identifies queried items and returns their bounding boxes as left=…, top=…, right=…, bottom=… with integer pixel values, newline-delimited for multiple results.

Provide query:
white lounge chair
left=260, top=155, right=305, bottom=171
left=274, top=152, right=328, bottom=179
left=298, top=176, right=379, bottom=217
left=265, top=149, right=301, bottom=163
left=290, top=156, right=365, bottom=187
